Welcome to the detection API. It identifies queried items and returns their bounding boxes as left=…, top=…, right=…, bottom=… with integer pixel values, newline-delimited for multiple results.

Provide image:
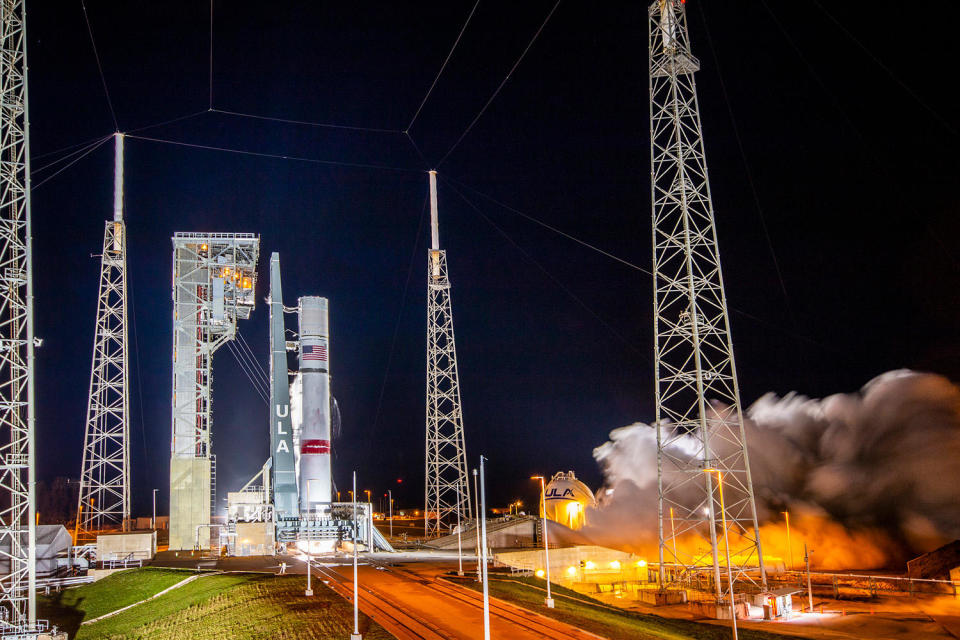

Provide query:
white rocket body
left=298, top=296, right=332, bottom=509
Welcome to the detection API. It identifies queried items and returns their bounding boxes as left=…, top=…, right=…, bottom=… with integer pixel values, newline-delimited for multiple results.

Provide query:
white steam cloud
left=579, top=370, right=960, bottom=567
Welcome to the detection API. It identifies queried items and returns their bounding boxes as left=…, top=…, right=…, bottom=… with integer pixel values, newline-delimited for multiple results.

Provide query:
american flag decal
left=303, top=344, right=327, bottom=361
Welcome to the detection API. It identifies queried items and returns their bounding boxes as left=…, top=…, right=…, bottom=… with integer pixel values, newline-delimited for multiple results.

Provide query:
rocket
left=298, top=296, right=332, bottom=509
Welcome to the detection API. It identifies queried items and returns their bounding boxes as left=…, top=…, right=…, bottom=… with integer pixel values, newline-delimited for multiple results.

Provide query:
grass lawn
left=43, top=570, right=394, bottom=640
left=454, top=575, right=794, bottom=640
left=39, top=567, right=194, bottom=629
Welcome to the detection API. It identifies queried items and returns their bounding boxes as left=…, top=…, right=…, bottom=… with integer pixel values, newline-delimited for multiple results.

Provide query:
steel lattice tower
left=0, top=0, right=41, bottom=631
left=75, top=134, right=130, bottom=545
left=169, top=233, right=259, bottom=550
left=425, top=171, right=471, bottom=537
left=649, top=0, right=766, bottom=594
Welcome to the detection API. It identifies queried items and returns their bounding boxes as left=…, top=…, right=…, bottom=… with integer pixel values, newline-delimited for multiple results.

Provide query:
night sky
left=27, top=2, right=959, bottom=518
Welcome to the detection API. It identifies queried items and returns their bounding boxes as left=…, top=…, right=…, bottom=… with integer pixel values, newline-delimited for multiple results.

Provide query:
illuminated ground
left=39, top=568, right=392, bottom=639
left=587, top=585, right=960, bottom=640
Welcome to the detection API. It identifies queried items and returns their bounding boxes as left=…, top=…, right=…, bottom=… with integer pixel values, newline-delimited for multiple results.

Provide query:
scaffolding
left=648, top=0, right=766, bottom=593
left=169, top=233, right=259, bottom=550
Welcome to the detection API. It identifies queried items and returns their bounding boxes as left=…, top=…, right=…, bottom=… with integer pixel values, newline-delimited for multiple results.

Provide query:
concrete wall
left=133, top=516, right=169, bottom=530
left=97, top=531, right=157, bottom=561
left=169, top=457, right=211, bottom=549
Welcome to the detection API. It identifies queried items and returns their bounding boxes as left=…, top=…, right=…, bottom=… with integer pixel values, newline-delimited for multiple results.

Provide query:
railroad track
left=367, top=560, right=603, bottom=640
left=311, top=563, right=449, bottom=640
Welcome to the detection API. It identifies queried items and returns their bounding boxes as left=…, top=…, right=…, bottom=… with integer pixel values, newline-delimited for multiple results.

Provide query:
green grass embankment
left=42, top=569, right=394, bottom=640
left=39, top=567, right=194, bottom=630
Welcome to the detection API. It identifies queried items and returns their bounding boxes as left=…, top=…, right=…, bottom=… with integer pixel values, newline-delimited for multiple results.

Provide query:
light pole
left=351, top=471, right=361, bottom=640
left=804, top=543, right=814, bottom=613
left=669, top=506, right=678, bottom=561
left=531, top=476, right=555, bottom=608
left=473, top=468, right=481, bottom=582
left=479, top=457, right=490, bottom=640
left=782, top=511, right=793, bottom=572
left=388, top=489, right=393, bottom=538
left=305, top=481, right=313, bottom=597
left=456, top=481, right=464, bottom=576
left=706, top=469, right=737, bottom=640
left=152, top=489, right=158, bottom=530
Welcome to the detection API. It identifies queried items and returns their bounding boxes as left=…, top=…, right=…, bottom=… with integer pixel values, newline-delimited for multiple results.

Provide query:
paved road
left=310, top=559, right=601, bottom=640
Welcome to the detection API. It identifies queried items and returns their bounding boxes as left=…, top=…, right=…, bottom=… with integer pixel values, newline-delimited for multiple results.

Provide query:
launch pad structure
left=169, top=232, right=260, bottom=550
left=648, top=0, right=766, bottom=595
left=0, top=0, right=44, bottom=634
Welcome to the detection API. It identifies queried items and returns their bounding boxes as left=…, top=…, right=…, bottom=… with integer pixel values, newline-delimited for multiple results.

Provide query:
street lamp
left=456, top=481, right=464, bottom=576
left=782, top=511, right=793, bottom=572
left=479, top=457, right=490, bottom=640
left=388, top=489, right=393, bottom=538
left=669, top=506, right=678, bottom=561
left=473, top=468, right=481, bottom=582
left=705, top=469, right=737, bottom=640
left=531, top=476, right=555, bottom=608
left=152, top=489, right=158, bottom=530
left=351, top=471, right=362, bottom=640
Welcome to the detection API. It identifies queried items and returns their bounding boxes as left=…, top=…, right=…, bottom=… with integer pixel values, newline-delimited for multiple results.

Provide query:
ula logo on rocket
left=275, top=404, right=291, bottom=453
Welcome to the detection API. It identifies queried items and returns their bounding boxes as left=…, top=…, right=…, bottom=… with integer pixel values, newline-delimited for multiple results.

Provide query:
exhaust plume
left=583, top=370, right=960, bottom=569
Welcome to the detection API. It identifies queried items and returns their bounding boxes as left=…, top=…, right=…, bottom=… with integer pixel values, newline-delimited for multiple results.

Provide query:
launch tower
left=0, top=0, right=42, bottom=632
left=75, top=133, right=130, bottom=545
left=424, top=171, right=471, bottom=537
left=648, top=0, right=766, bottom=592
left=169, top=233, right=259, bottom=550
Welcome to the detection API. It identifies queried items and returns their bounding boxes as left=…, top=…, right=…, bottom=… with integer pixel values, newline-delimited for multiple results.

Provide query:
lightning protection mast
left=0, top=0, right=43, bottom=632
left=424, top=171, right=471, bottom=537
left=649, top=0, right=766, bottom=595
left=75, top=133, right=130, bottom=545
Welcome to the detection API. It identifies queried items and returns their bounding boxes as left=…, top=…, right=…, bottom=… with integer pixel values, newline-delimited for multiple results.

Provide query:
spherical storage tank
left=541, top=471, right=596, bottom=530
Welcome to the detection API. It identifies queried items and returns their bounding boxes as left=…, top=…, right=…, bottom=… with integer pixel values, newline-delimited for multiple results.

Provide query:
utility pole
left=0, top=0, right=42, bottom=631
left=707, top=470, right=737, bottom=640
left=479, top=457, right=490, bottom=640
left=351, top=471, right=361, bottom=640
left=76, top=132, right=130, bottom=545
left=532, top=476, right=555, bottom=608
left=783, top=511, right=793, bottom=571
left=456, top=483, right=464, bottom=575
left=473, top=468, right=481, bottom=582
left=425, top=170, right=471, bottom=537
left=649, top=0, right=766, bottom=593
